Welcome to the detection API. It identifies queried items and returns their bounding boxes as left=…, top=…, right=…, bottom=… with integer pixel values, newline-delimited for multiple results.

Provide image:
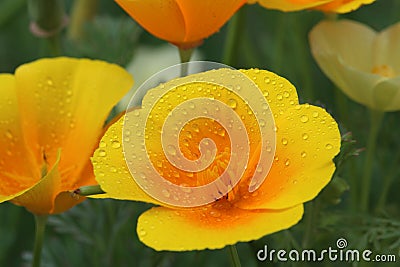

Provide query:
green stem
left=376, top=152, right=400, bottom=211
left=68, top=0, right=98, bottom=40
left=291, top=13, right=314, bottom=101
left=222, top=6, right=246, bottom=66
left=76, top=185, right=105, bottom=196
left=32, top=214, right=48, bottom=267
left=178, top=47, right=194, bottom=77
left=227, top=245, right=242, bottom=267
left=302, top=200, right=320, bottom=248
left=360, top=110, right=384, bottom=212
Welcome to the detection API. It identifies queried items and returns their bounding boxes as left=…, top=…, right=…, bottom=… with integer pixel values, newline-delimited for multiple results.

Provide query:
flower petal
left=248, top=0, right=330, bottom=12
left=236, top=104, right=340, bottom=210
left=115, top=0, right=186, bottom=44
left=309, top=20, right=376, bottom=72
left=372, top=77, right=400, bottom=111
left=137, top=203, right=303, bottom=251
left=90, top=115, right=161, bottom=205
left=239, top=69, right=299, bottom=119
left=176, top=0, right=245, bottom=43
left=0, top=74, right=40, bottom=198
left=10, top=150, right=78, bottom=214
left=373, top=22, right=400, bottom=76
left=317, top=0, right=375, bottom=13
left=14, top=57, right=133, bottom=191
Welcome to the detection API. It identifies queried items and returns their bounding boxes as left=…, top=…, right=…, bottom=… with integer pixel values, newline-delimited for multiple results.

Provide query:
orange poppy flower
left=248, top=0, right=375, bottom=13
left=91, top=68, right=340, bottom=250
left=0, top=57, right=133, bottom=215
left=115, top=0, right=246, bottom=48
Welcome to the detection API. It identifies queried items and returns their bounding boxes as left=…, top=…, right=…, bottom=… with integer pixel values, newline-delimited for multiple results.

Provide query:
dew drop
left=264, top=77, right=271, bottom=84
left=99, top=141, right=107, bottom=148
left=110, top=167, right=117, bottom=173
left=98, top=149, right=107, bottom=157
left=228, top=98, right=238, bottom=109
left=301, top=151, right=307, bottom=158
left=300, top=115, right=309, bottom=123
left=209, top=210, right=221, bottom=218
left=277, top=94, right=283, bottom=100
left=284, top=159, right=290, bottom=166
left=292, top=180, right=298, bottom=184
left=325, top=143, right=333, bottom=150
left=283, top=91, right=290, bottom=98
left=5, top=130, right=13, bottom=140
left=139, top=230, right=147, bottom=237
left=312, top=111, right=319, bottom=118
left=302, top=133, right=309, bottom=140
left=281, top=138, right=288, bottom=145
left=111, top=140, right=121, bottom=149
left=274, top=156, right=279, bottom=161
left=192, top=124, right=200, bottom=133
left=162, top=189, right=170, bottom=198
left=166, top=145, right=177, bottom=156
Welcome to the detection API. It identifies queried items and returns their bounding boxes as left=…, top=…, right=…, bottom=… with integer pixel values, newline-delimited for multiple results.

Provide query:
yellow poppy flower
left=0, top=57, right=133, bottom=215
left=309, top=19, right=400, bottom=111
left=115, top=0, right=246, bottom=48
left=248, top=0, right=375, bottom=13
left=92, top=68, right=340, bottom=251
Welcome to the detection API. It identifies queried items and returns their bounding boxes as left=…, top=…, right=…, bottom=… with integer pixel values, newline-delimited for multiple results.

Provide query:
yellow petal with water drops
left=11, top=151, right=66, bottom=215
left=0, top=74, right=41, bottom=201
left=137, top=203, right=303, bottom=251
left=240, top=69, right=299, bottom=120
left=90, top=115, right=162, bottom=205
left=14, top=57, right=133, bottom=190
left=236, top=104, right=340, bottom=210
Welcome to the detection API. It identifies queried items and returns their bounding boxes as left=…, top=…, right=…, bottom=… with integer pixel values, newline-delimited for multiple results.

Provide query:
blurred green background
left=1, top=0, right=400, bottom=266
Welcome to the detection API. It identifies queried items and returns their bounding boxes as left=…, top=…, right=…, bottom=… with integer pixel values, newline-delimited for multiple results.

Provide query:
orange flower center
left=371, top=64, right=396, bottom=78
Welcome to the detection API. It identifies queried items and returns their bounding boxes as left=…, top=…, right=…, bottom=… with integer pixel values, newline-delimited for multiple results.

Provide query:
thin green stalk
left=68, top=0, right=98, bottom=40
left=302, top=200, right=320, bottom=248
left=222, top=7, right=246, bottom=66
left=178, top=47, right=194, bottom=76
left=291, top=13, right=314, bottom=101
left=47, top=34, right=62, bottom=56
left=227, top=245, right=242, bottom=267
left=360, top=110, right=384, bottom=212
left=32, top=215, right=48, bottom=267
left=376, top=152, right=400, bottom=211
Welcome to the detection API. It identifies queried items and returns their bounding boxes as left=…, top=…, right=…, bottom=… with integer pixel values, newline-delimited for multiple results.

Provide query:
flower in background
left=309, top=19, right=400, bottom=111
left=91, top=68, right=340, bottom=251
left=114, top=0, right=246, bottom=48
left=248, top=0, right=375, bottom=13
left=0, top=57, right=133, bottom=214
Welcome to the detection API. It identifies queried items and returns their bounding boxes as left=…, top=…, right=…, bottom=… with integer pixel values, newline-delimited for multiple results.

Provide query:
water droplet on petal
left=162, top=189, right=170, bottom=198
left=301, top=151, right=307, bottom=158
left=139, top=230, right=147, bottom=237
left=98, top=149, right=107, bottom=157
left=312, top=111, right=319, bottom=118
left=99, top=141, right=106, bottom=148
left=5, top=130, right=13, bottom=140
left=300, top=115, right=309, bottom=123
left=209, top=210, right=221, bottom=218
left=325, top=143, right=333, bottom=150
left=264, top=77, right=271, bottom=84
left=284, top=159, right=290, bottom=166
left=302, top=133, right=309, bottom=140
left=228, top=99, right=238, bottom=109
left=111, top=140, right=121, bottom=149
left=166, top=145, right=177, bottom=156
left=281, top=138, right=288, bottom=145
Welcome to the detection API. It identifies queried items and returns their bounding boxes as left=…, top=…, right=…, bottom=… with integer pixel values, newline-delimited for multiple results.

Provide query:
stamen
left=371, top=65, right=396, bottom=78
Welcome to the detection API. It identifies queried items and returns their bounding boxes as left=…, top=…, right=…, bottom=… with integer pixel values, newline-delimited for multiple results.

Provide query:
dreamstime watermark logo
left=122, top=62, right=276, bottom=207
left=256, top=238, right=398, bottom=263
